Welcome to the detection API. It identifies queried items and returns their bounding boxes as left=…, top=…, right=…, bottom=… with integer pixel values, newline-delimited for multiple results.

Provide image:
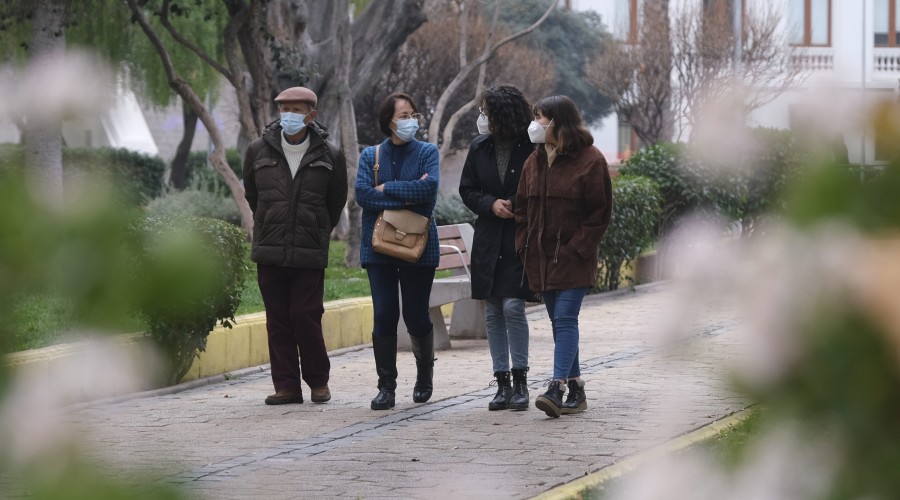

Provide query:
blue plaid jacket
left=355, top=138, right=440, bottom=267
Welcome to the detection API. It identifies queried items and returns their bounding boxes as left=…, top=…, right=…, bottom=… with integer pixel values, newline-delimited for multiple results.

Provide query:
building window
left=616, top=0, right=642, bottom=44
left=875, top=0, right=900, bottom=46
left=789, top=0, right=831, bottom=46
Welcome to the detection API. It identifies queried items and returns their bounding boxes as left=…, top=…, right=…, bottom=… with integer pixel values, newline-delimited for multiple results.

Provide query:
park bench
left=398, top=223, right=485, bottom=350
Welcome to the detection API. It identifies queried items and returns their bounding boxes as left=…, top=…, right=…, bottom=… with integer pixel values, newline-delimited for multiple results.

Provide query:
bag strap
left=373, top=144, right=380, bottom=187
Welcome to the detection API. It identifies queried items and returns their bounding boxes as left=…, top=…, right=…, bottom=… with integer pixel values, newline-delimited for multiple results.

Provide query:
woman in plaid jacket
left=355, top=92, right=440, bottom=411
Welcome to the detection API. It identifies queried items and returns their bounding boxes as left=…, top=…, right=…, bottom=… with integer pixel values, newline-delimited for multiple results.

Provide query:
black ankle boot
left=560, top=379, right=586, bottom=415
left=409, top=330, right=434, bottom=403
left=509, top=367, right=529, bottom=411
left=371, top=336, right=397, bottom=410
left=535, top=380, right=565, bottom=418
left=488, top=371, right=513, bottom=411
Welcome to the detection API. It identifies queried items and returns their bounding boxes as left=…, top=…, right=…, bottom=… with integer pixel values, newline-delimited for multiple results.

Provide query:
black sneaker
left=534, top=380, right=565, bottom=418
left=560, top=379, right=586, bottom=415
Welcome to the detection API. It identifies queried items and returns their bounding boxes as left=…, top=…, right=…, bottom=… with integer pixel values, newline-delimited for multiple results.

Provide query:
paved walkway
left=59, top=283, right=747, bottom=499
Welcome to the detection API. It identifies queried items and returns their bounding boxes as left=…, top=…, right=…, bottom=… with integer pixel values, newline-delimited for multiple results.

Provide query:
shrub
left=620, top=129, right=809, bottom=237
left=618, top=142, right=700, bottom=235
left=131, top=216, right=247, bottom=384
left=183, top=149, right=243, bottom=194
left=598, top=175, right=662, bottom=291
left=734, top=127, right=808, bottom=234
left=433, top=193, right=476, bottom=226
left=146, top=175, right=241, bottom=225
left=64, top=147, right=167, bottom=203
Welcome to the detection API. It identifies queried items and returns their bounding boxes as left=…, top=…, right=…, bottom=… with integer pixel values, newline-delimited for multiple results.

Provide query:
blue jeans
left=542, top=288, right=587, bottom=380
left=484, top=297, right=529, bottom=373
left=366, top=265, right=435, bottom=338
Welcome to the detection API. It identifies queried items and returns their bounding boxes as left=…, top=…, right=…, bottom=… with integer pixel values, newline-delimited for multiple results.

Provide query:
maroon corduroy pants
left=257, top=264, right=329, bottom=392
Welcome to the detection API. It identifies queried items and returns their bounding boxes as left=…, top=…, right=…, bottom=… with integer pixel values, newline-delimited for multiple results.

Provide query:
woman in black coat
left=458, top=84, right=535, bottom=411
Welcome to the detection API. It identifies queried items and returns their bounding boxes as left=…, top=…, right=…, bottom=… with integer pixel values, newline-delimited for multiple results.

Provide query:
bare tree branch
left=426, top=0, right=556, bottom=145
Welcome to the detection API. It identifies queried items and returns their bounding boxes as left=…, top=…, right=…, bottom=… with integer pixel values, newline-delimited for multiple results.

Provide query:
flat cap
left=274, top=87, right=317, bottom=106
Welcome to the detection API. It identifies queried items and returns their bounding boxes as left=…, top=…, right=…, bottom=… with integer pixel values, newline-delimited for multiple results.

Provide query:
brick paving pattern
left=28, top=283, right=749, bottom=499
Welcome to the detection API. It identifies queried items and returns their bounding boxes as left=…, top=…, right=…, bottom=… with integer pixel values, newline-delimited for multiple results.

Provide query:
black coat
left=459, top=133, right=534, bottom=299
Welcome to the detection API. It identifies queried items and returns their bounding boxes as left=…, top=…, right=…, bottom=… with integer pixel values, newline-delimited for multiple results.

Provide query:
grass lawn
left=585, top=407, right=764, bottom=499
left=7, top=240, right=371, bottom=353
left=236, top=240, right=371, bottom=315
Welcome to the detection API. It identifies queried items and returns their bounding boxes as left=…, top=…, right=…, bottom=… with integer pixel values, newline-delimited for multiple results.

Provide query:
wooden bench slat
left=437, top=253, right=470, bottom=271
left=437, top=225, right=463, bottom=239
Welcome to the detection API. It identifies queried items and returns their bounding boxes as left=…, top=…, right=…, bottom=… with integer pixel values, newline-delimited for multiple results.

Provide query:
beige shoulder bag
left=371, top=145, right=430, bottom=263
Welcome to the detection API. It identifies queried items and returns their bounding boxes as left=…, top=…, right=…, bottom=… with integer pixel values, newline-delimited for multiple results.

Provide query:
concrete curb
left=531, top=406, right=756, bottom=500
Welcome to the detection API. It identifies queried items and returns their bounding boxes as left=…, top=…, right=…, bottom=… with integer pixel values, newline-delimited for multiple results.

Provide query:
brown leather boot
left=310, top=385, right=331, bottom=403
left=265, top=390, right=304, bottom=405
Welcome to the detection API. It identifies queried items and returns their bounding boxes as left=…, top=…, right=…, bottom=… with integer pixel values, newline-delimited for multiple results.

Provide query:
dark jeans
left=366, top=264, right=435, bottom=338
left=257, top=264, right=329, bottom=392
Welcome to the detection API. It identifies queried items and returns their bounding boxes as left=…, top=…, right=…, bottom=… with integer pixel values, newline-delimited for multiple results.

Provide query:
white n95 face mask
left=476, top=113, right=490, bottom=135
left=527, top=120, right=549, bottom=144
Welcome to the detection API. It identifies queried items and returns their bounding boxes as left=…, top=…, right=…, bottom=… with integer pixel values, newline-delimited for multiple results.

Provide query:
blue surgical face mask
left=280, top=112, right=307, bottom=135
left=393, top=118, right=420, bottom=142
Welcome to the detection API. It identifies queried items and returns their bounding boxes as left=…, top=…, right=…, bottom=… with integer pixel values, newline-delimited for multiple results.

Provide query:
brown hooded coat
left=514, top=144, right=612, bottom=292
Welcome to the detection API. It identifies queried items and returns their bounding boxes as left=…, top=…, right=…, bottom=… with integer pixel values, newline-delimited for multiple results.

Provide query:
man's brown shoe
left=265, top=390, right=303, bottom=405
left=310, top=385, right=331, bottom=403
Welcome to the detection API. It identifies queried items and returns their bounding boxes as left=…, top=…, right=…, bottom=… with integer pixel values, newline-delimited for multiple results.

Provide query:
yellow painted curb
left=531, top=407, right=755, bottom=500
left=3, top=297, right=377, bottom=400
left=180, top=296, right=374, bottom=382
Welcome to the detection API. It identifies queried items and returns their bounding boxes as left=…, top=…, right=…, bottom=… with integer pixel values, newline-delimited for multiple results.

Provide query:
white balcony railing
left=873, top=47, right=900, bottom=74
left=791, top=47, right=834, bottom=72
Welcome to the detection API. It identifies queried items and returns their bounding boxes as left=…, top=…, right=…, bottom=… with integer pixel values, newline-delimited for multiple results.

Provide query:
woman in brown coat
left=514, top=95, right=612, bottom=418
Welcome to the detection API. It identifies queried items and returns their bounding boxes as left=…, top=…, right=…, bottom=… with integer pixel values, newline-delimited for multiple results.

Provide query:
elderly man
left=244, top=87, right=348, bottom=405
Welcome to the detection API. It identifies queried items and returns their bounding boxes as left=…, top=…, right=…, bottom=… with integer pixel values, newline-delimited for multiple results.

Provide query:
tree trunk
left=335, top=0, right=362, bottom=268
left=305, top=0, right=427, bottom=132
left=169, top=99, right=198, bottom=190
left=126, top=0, right=253, bottom=237
left=23, top=0, right=68, bottom=203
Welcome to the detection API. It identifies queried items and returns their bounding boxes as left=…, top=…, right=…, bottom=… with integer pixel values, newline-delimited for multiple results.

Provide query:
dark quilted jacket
left=243, top=121, right=348, bottom=268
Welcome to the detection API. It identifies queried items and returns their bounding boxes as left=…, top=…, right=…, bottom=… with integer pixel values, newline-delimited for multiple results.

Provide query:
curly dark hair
left=481, top=84, right=532, bottom=142
left=533, top=95, right=593, bottom=156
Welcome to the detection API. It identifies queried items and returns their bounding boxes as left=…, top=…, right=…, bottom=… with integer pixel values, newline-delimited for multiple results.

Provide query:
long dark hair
left=533, top=95, right=593, bottom=156
left=481, top=84, right=532, bottom=142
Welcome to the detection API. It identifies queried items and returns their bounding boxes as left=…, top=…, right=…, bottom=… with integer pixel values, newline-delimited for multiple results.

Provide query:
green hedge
left=619, top=128, right=807, bottom=236
left=598, top=175, right=662, bottom=291
left=0, top=144, right=166, bottom=204
left=183, top=149, right=243, bottom=195
left=131, top=215, right=247, bottom=384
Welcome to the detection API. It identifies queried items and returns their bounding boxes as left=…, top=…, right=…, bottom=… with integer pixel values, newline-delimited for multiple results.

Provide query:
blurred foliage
left=598, top=175, right=661, bottom=291
left=433, top=193, right=477, bottom=226
left=0, top=144, right=166, bottom=204
left=744, top=103, right=900, bottom=499
left=132, top=215, right=247, bottom=385
left=0, top=166, right=197, bottom=498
